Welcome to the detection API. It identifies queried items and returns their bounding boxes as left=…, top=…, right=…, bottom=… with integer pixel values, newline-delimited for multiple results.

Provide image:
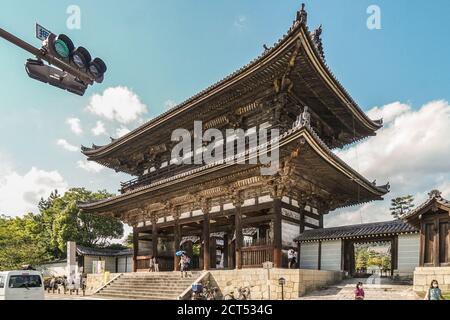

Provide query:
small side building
left=295, top=220, right=419, bottom=278
left=38, top=244, right=133, bottom=277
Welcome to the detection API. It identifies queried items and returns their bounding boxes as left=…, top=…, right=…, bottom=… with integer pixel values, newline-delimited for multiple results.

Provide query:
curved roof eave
left=81, top=22, right=382, bottom=159
left=78, top=123, right=388, bottom=212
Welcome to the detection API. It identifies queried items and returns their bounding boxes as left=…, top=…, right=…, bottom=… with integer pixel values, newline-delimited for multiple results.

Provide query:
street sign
left=262, top=261, right=273, bottom=269
left=36, top=23, right=51, bottom=41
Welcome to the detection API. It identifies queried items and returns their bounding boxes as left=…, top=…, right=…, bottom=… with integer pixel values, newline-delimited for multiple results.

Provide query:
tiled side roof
left=295, top=220, right=418, bottom=242
left=402, top=190, right=450, bottom=221
left=76, top=245, right=132, bottom=257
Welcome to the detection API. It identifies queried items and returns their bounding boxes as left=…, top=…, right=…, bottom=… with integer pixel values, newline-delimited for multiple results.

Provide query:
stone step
left=113, top=279, right=194, bottom=286
left=107, top=285, right=190, bottom=292
left=96, top=292, right=179, bottom=300
left=100, top=288, right=183, bottom=295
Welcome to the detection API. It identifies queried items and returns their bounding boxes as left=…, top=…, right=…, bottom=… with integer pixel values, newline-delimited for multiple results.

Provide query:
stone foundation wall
left=86, top=272, right=121, bottom=293
left=413, top=267, right=450, bottom=292
left=209, top=269, right=342, bottom=300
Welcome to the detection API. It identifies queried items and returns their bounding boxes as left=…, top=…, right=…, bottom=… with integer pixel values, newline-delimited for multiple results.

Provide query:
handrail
left=177, top=271, right=209, bottom=300
left=92, top=273, right=123, bottom=295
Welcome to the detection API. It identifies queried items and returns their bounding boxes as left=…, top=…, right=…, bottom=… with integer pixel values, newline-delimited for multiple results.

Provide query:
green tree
left=48, top=188, right=124, bottom=252
left=390, top=195, right=415, bottom=219
left=0, top=188, right=124, bottom=270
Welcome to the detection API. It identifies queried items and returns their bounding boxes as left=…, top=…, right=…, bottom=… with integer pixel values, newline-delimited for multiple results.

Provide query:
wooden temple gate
left=131, top=196, right=322, bottom=271
left=78, top=5, right=390, bottom=272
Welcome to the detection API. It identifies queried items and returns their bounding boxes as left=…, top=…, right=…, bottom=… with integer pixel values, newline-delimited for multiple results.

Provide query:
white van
left=0, top=271, right=45, bottom=300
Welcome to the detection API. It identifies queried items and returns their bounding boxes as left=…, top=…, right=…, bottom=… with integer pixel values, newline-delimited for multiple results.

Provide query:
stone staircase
left=297, top=278, right=420, bottom=300
left=94, top=272, right=202, bottom=300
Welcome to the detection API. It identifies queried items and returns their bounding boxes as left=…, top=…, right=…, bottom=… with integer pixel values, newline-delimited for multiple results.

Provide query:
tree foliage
left=0, top=188, right=124, bottom=270
left=390, top=195, right=415, bottom=219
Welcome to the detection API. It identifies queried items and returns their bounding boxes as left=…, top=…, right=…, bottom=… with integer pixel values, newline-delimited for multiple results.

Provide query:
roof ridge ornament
left=428, top=189, right=442, bottom=199
left=293, top=105, right=310, bottom=129
left=311, top=24, right=325, bottom=61
left=296, top=3, right=308, bottom=26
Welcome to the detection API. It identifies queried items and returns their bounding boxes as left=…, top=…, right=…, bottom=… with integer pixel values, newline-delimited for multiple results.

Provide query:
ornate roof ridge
left=402, top=190, right=450, bottom=220
left=82, top=5, right=381, bottom=159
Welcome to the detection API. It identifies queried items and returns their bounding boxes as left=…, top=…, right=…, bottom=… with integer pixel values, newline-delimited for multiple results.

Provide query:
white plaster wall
left=397, top=233, right=420, bottom=274
left=321, top=240, right=342, bottom=271
left=282, top=220, right=299, bottom=248
left=300, top=243, right=319, bottom=269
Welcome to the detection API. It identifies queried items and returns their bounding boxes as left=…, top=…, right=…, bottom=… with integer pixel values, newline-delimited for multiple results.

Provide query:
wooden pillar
left=133, top=227, right=138, bottom=272
left=152, top=218, right=158, bottom=259
left=235, top=204, right=243, bottom=269
left=419, top=222, right=425, bottom=267
left=203, top=212, right=211, bottom=270
left=223, top=233, right=229, bottom=269
left=173, top=219, right=181, bottom=271
left=273, top=199, right=282, bottom=268
left=434, top=220, right=440, bottom=267
left=318, top=241, right=322, bottom=270
left=209, top=236, right=216, bottom=269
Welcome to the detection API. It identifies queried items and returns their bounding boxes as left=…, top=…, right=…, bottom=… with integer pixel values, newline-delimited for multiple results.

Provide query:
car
left=0, top=270, right=45, bottom=300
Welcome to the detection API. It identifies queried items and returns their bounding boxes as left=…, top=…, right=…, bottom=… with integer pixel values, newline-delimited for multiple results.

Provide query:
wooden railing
left=241, top=245, right=273, bottom=268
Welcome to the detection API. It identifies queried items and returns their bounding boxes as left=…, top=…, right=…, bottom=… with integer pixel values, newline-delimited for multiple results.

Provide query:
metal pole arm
left=0, top=27, right=94, bottom=85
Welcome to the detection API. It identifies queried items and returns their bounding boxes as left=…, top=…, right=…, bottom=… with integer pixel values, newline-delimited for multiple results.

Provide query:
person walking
left=148, top=255, right=155, bottom=272
left=354, top=282, right=365, bottom=300
left=288, top=248, right=297, bottom=269
left=424, top=280, right=445, bottom=300
left=180, top=254, right=187, bottom=278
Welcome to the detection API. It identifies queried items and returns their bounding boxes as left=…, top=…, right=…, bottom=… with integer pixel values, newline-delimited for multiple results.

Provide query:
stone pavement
left=296, top=277, right=421, bottom=300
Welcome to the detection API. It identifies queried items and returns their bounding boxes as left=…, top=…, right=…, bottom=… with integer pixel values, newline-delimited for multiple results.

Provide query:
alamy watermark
left=66, top=5, right=81, bottom=30
left=170, top=122, right=280, bottom=176
left=367, top=5, right=382, bottom=30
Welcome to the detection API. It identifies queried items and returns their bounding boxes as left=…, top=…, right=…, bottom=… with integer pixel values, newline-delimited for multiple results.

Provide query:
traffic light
left=42, top=32, right=107, bottom=86
left=0, top=24, right=107, bottom=96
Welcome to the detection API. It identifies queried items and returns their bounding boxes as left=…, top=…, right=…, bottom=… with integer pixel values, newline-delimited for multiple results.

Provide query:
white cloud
left=85, top=86, right=148, bottom=124
left=56, top=139, right=78, bottom=152
left=164, top=100, right=177, bottom=111
left=77, top=159, right=104, bottom=173
left=116, top=126, right=131, bottom=138
left=367, top=102, right=411, bottom=124
left=66, top=117, right=83, bottom=135
left=326, top=100, right=450, bottom=227
left=92, top=120, right=106, bottom=136
left=234, top=15, right=247, bottom=29
left=0, top=167, right=68, bottom=217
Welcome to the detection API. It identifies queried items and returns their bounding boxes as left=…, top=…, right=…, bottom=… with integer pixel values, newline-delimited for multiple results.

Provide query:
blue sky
left=1, top=0, right=450, bottom=225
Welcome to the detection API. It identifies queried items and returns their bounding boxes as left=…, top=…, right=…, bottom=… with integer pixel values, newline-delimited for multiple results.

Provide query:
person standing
left=148, top=255, right=155, bottom=272
left=288, top=248, right=297, bottom=269
left=354, top=282, right=365, bottom=300
left=424, top=280, right=445, bottom=300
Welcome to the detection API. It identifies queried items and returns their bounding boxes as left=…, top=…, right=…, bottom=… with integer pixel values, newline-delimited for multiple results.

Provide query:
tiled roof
left=295, top=220, right=418, bottom=242
left=402, top=190, right=450, bottom=220
left=76, top=245, right=132, bottom=257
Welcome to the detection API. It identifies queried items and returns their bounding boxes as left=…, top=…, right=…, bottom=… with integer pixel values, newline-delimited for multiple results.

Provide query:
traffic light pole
left=0, top=27, right=94, bottom=85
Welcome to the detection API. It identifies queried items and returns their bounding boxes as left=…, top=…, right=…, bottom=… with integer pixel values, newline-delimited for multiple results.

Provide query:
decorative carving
left=229, top=187, right=244, bottom=207
left=296, top=3, right=308, bottom=25
left=428, top=190, right=442, bottom=199
left=200, top=198, right=212, bottom=214
left=311, top=25, right=325, bottom=60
